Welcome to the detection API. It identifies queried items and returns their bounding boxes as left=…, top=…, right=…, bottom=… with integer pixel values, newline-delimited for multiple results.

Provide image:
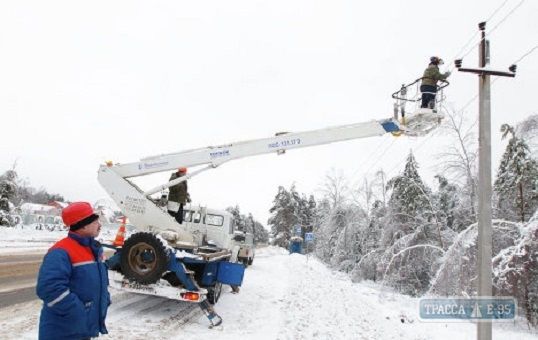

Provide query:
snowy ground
left=0, top=226, right=536, bottom=340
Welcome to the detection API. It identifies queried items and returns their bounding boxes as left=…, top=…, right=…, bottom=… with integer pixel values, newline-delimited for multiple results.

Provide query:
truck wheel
left=120, top=232, right=170, bottom=285
left=248, top=256, right=254, bottom=265
left=242, top=258, right=249, bottom=268
left=207, top=282, right=222, bottom=305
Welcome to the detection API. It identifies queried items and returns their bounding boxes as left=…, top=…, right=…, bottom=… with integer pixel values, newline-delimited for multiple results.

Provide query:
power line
left=349, top=133, right=396, bottom=182
left=384, top=129, right=439, bottom=178
left=485, top=0, right=510, bottom=22
left=487, top=0, right=526, bottom=37
left=449, top=0, right=526, bottom=71
left=448, top=0, right=506, bottom=64
left=455, top=42, right=537, bottom=115
left=360, top=136, right=397, bottom=177
left=512, top=44, right=538, bottom=64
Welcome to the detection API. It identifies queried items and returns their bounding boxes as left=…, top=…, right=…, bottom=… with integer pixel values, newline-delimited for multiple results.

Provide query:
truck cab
left=181, top=205, right=236, bottom=251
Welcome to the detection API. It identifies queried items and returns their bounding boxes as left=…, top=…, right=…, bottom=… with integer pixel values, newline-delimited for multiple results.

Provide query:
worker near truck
left=167, top=167, right=191, bottom=224
left=420, top=56, right=451, bottom=109
left=36, top=202, right=110, bottom=340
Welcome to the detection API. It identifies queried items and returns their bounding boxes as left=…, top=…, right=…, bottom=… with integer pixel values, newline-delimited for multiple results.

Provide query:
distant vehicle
left=21, top=214, right=45, bottom=230
left=43, top=215, right=66, bottom=231
left=233, top=231, right=255, bottom=267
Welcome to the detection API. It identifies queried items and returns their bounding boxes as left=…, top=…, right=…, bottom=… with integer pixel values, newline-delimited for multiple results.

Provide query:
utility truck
left=233, top=231, right=255, bottom=267
left=98, top=103, right=444, bottom=326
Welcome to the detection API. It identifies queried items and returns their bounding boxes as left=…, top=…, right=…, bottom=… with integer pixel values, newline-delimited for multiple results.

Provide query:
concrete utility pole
left=455, top=22, right=516, bottom=340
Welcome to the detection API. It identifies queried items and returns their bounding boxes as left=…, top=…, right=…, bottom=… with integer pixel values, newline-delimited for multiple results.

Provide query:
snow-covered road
left=0, top=227, right=536, bottom=339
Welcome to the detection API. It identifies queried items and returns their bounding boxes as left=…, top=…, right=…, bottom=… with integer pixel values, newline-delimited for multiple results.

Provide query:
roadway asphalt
left=0, top=253, right=43, bottom=308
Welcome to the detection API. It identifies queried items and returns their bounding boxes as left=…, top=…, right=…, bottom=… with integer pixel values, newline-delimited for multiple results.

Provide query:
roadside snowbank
left=0, top=226, right=536, bottom=339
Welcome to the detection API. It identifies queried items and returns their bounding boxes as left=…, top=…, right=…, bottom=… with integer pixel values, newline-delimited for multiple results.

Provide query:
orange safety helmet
left=178, top=167, right=187, bottom=173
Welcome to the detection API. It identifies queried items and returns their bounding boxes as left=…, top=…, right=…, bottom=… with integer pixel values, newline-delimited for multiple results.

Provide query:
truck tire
left=207, top=282, right=222, bottom=305
left=248, top=256, right=254, bottom=265
left=120, top=232, right=170, bottom=285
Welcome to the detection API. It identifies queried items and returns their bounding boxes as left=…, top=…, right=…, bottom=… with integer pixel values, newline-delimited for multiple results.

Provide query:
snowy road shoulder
left=0, top=240, right=536, bottom=340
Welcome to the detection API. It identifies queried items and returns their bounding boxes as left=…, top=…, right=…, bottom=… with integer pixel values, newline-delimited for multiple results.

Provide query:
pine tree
left=494, top=124, right=538, bottom=222
left=267, top=185, right=301, bottom=247
left=380, top=152, right=445, bottom=295
left=0, top=170, right=18, bottom=201
left=245, top=213, right=255, bottom=234
left=305, top=194, right=317, bottom=229
left=226, top=205, right=246, bottom=231
left=434, top=175, right=459, bottom=230
left=386, top=151, right=431, bottom=234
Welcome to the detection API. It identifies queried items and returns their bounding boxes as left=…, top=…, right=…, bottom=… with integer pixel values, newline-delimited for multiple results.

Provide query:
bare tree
left=350, top=177, right=373, bottom=218
left=436, top=105, right=478, bottom=223
left=316, top=168, right=350, bottom=210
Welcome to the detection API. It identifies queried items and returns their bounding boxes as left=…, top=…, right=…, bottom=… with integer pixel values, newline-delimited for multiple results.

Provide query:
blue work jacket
left=36, top=232, right=110, bottom=340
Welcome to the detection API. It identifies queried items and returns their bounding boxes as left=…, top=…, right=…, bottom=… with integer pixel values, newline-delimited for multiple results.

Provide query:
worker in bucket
left=420, top=56, right=451, bottom=109
left=36, top=202, right=110, bottom=340
left=167, top=167, right=191, bottom=224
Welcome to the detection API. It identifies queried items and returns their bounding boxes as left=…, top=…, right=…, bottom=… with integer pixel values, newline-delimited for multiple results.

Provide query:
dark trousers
left=167, top=203, right=184, bottom=224
left=176, top=203, right=184, bottom=224
left=420, top=85, right=437, bottom=108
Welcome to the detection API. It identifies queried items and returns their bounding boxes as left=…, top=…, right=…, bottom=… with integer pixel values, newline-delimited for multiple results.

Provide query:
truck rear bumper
left=108, top=270, right=207, bottom=302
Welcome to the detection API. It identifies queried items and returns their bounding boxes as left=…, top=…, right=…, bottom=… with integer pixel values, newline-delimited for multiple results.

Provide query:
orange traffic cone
left=113, top=217, right=126, bottom=247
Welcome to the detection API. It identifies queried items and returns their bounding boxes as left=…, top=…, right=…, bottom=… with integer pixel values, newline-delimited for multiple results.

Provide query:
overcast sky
left=1, top=0, right=536, bottom=225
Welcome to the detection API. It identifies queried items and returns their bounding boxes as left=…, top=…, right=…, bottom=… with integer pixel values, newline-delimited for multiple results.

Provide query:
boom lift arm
left=98, top=117, right=425, bottom=245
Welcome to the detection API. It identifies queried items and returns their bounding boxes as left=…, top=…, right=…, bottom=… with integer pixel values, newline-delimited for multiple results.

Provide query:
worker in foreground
left=36, top=202, right=110, bottom=340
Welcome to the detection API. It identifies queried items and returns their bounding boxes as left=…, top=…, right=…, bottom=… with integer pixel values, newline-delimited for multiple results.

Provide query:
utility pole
left=455, top=22, right=516, bottom=340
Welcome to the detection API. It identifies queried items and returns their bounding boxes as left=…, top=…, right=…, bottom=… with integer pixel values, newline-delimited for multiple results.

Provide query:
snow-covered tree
left=516, top=113, right=538, bottom=159
left=251, top=219, right=269, bottom=244
left=373, top=169, right=388, bottom=209
left=267, top=185, right=302, bottom=247
left=493, top=219, right=538, bottom=326
left=0, top=169, right=18, bottom=201
left=304, top=194, right=317, bottom=228
left=313, top=198, right=332, bottom=262
left=384, top=151, right=432, bottom=243
left=244, top=213, right=255, bottom=234
left=434, top=175, right=458, bottom=230
left=429, top=220, right=520, bottom=297
left=350, top=199, right=386, bottom=282
left=436, top=106, right=478, bottom=223
left=376, top=152, right=448, bottom=295
left=433, top=175, right=471, bottom=232
left=494, top=124, right=538, bottom=222
left=226, top=205, right=246, bottom=232
left=317, top=168, right=349, bottom=210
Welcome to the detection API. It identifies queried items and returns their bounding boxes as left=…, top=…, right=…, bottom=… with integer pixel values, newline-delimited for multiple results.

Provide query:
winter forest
left=266, top=109, right=538, bottom=327
left=1, top=110, right=538, bottom=327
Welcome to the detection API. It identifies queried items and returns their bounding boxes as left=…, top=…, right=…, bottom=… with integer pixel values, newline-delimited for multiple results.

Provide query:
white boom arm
left=97, top=118, right=405, bottom=244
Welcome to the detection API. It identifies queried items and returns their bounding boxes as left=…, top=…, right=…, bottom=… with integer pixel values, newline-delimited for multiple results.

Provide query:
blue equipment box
left=217, top=261, right=245, bottom=286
